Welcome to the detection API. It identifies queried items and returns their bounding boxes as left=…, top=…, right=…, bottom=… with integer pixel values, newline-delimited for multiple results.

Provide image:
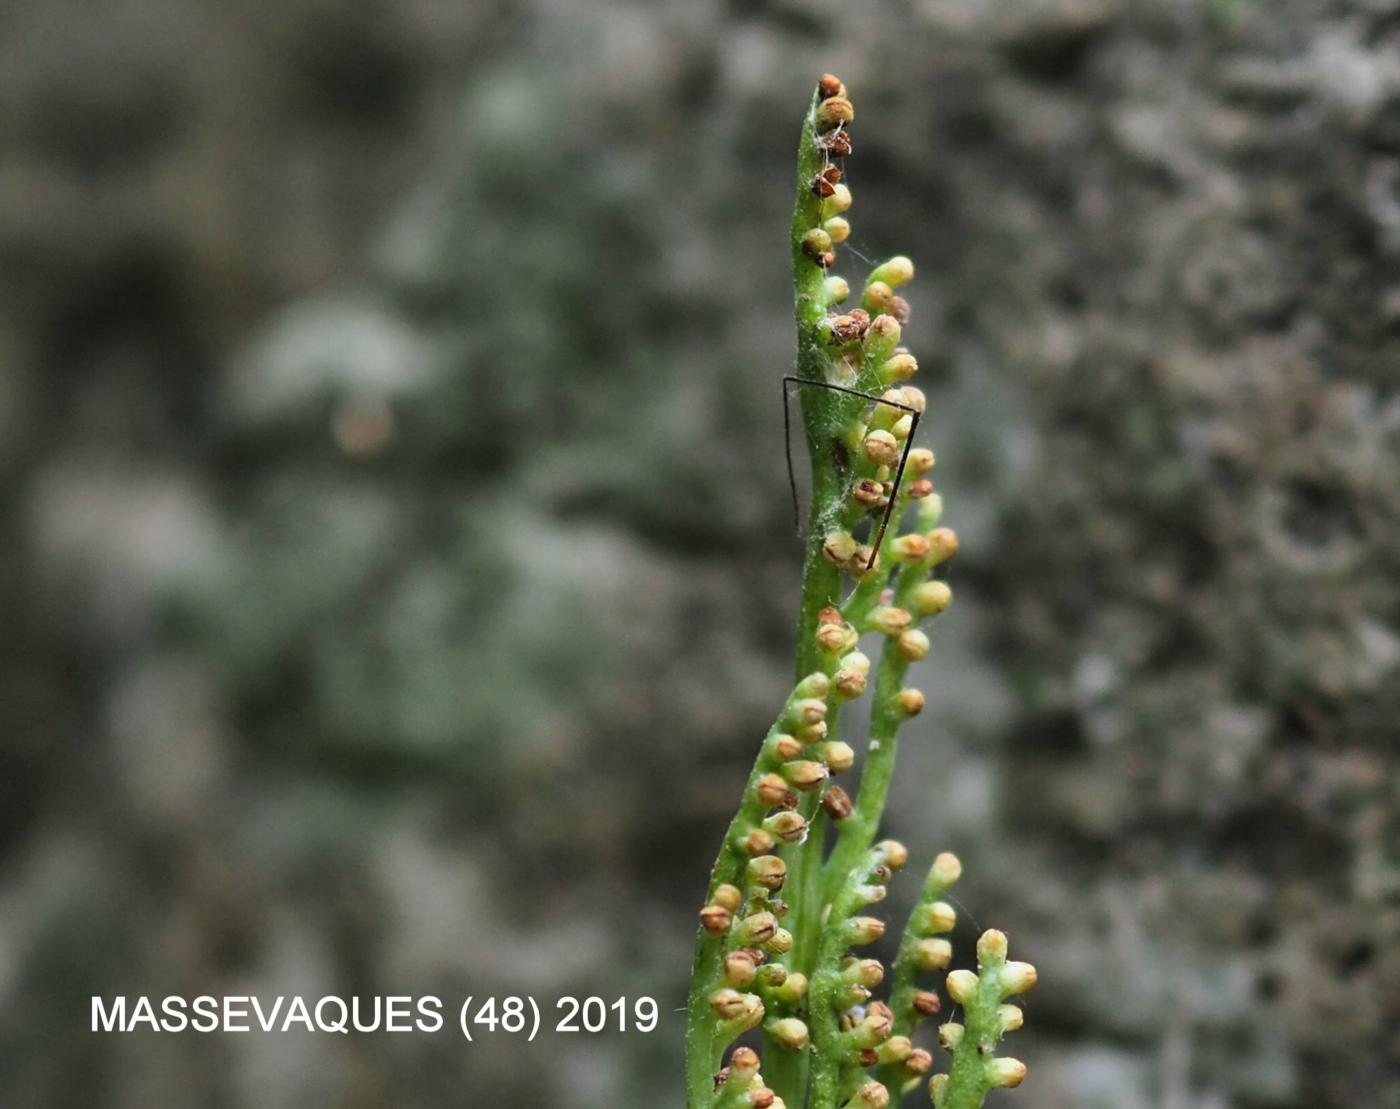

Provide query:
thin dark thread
left=782, top=375, right=919, bottom=568
left=783, top=374, right=801, bottom=534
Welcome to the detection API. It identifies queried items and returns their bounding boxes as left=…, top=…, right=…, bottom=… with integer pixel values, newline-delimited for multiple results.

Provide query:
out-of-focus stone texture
left=2, top=0, right=1397, bottom=1106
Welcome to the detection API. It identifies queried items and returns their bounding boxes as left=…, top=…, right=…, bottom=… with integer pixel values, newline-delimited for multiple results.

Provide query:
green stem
left=822, top=647, right=911, bottom=905
left=876, top=864, right=958, bottom=1093
left=775, top=87, right=861, bottom=1109
left=685, top=929, right=724, bottom=1107
left=825, top=547, right=932, bottom=905
left=685, top=685, right=824, bottom=1108
left=941, top=974, right=1006, bottom=1109
left=808, top=848, right=884, bottom=1109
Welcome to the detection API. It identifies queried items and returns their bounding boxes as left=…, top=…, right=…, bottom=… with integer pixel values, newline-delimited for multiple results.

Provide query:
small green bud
left=775, top=972, right=808, bottom=1003
left=822, top=530, right=859, bottom=568
left=877, top=386, right=910, bottom=415
left=864, top=280, right=895, bottom=313
left=1000, top=961, right=1038, bottom=995
left=710, top=987, right=754, bottom=1020
left=877, top=839, right=909, bottom=869
left=732, top=995, right=765, bottom=1032
left=894, top=688, right=925, bottom=716
left=833, top=666, right=867, bottom=700
left=766, top=927, right=794, bottom=955
left=891, top=414, right=914, bottom=441
left=906, top=1047, right=934, bottom=1075
left=891, top=533, right=930, bottom=563
left=879, top=352, right=918, bottom=383
left=917, top=493, right=944, bottom=533
left=857, top=882, right=888, bottom=906
left=728, top=1044, right=760, bottom=1082
left=931, top=851, right=962, bottom=885
left=846, top=1081, right=889, bottom=1108
left=997, top=1004, right=1024, bottom=1032
left=988, top=1058, right=1028, bottom=1088
left=914, top=937, right=953, bottom=971
left=802, top=228, right=833, bottom=258
left=877, top=1034, right=912, bottom=1064
left=756, top=961, right=788, bottom=988
left=847, top=916, right=886, bottom=945
left=724, top=950, right=759, bottom=987
left=764, top=811, right=808, bottom=843
left=823, top=216, right=851, bottom=243
left=843, top=649, right=872, bottom=674
left=906, top=447, right=934, bottom=473
left=945, top=969, right=979, bottom=1005
left=817, top=96, right=855, bottom=130
left=700, top=904, right=731, bottom=934
left=822, top=184, right=852, bottom=219
left=977, top=929, right=1009, bottom=964
left=795, top=671, right=830, bottom=699
left=897, top=629, right=930, bottom=660
left=815, top=620, right=851, bottom=654
left=782, top=760, right=828, bottom=792
left=736, top=912, right=778, bottom=946
left=821, top=740, right=856, bottom=771
left=917, top=900, right=957, bottom=934
left=843, top=958, right=885, bottom=988
left=755, top=773, right=790, bottom=806
left=927, top=527, right=959, bottom=564
left=900, top=385, right=927, bottom=413
left=767, top=1016, right=810, bottom=1051
left=870, top=606, right=912, bottom=635
left=862, top=429, right=901, bottom=467
left=791, top=699, right=827, bottom=730
left=929, top=1074, right=949, bottom=1107
left=747, top=855, right=788, bottom=891
left=870, top=256, right=914, bottom=287
left=850, top=1002, right=893, bottom=1047
left=864, top=314, right=902, bottom=361
left=849, top=544, right=879, bottom=576
left=773, top=734, right=802, bottom=761
left=912, top=990, right=941, bottom=1017
left=821, top=274, right=851, bottom=306
left=914, top=580, right=952, bottom=616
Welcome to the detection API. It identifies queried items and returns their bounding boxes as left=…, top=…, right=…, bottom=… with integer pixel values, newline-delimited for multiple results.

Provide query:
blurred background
left=3, top=0, right=1398, bottom=1106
